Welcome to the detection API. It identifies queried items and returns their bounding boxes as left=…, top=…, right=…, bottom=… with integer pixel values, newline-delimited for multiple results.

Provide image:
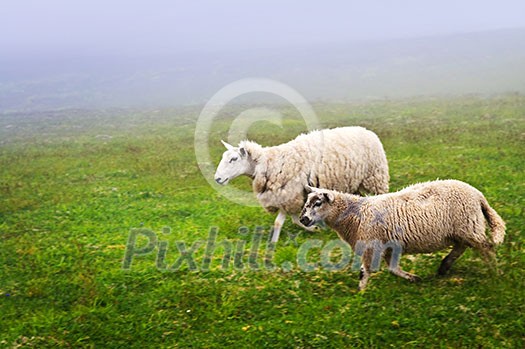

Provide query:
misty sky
left=2, top=0, right=524, bottom=54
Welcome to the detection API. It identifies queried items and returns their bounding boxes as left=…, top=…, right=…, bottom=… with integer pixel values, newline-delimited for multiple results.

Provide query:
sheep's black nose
left=300, top=216, right=311, bottom=227
left=215, top=177, right=222, bottom=184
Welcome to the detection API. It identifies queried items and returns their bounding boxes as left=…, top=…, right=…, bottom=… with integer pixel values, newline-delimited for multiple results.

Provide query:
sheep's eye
left=314, top=200, right=322, bottom=207
left=229, top=157, right=238, bottom=163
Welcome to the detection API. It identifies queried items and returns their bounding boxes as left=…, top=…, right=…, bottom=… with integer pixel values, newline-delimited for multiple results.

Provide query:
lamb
left=299, top=180, right=506, bottom=290
left=214, top=126, right=389, bottom=243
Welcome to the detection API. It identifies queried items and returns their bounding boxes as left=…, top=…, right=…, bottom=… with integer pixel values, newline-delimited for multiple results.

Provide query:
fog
left=1, top=1, right=524, bottom=111
left=3, top=0, right=525, bottom=53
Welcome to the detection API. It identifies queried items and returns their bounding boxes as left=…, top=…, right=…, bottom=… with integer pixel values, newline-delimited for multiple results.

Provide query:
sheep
left=299, top=180, right=506, bottom=290
left=214, top=126, right=389, bottom=243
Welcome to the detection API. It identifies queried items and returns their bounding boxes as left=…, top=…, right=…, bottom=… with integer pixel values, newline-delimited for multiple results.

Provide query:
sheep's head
left=214, top=140, right=254, bottom=185
left=299, top=186, right=335, bottom=227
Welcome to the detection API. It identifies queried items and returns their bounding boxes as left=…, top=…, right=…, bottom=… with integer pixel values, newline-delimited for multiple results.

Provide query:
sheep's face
left=299, top=188, right=335, bottom=227
left=214, top=141, right=252, bottom=185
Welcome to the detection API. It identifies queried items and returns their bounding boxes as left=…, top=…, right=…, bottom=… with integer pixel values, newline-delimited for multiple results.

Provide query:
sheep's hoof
left=409, top=275, right=422, bottom=283
left=437, top=268, right=449, bottom=276
left=357, top=286, right=367, bottom=292
left=437, top=262, right=453, bottom=275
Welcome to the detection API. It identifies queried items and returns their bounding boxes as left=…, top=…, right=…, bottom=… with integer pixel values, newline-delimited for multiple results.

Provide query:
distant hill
left=1, top=28, right=524, bottom=112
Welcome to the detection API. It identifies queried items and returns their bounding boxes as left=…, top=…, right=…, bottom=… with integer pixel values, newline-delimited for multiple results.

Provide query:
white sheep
left=214, top=126, right=389, bottom=242
left=299, top=180, right=506, bottom=290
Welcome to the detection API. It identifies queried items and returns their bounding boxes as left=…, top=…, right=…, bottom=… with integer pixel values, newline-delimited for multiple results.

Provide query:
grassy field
left=0, top=95, right=524, bottom=348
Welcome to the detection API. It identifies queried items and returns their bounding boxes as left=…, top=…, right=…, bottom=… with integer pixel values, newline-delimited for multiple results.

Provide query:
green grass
left=1, top=95, right=524, bottom=348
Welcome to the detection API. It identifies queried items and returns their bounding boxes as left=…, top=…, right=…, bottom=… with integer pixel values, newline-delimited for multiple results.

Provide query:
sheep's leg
left=270, top=211, right=286, bottom=243
left=358, top=264, right=370, bottom=291
left=384, top=250, right=421, bottom=282
left=389, top=267, right=421, bottom=283
left=358, top=251, right=372, bottom=291
left=437, top=243, right=467, bottom=276
left=291, top=214, right=320, bottom=232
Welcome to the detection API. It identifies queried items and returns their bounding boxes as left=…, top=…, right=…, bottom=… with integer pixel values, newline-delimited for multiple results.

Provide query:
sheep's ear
left=221, top=140, right=234, bottom=151
left=323, top=192, right=335, bottom=203
left=304, top=185, right=314, bottom=193
left=239, top=147, right=247, bottom=157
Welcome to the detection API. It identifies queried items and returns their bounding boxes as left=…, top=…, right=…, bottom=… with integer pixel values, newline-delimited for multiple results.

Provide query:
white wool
left=241, top=126, right=389, bottom=215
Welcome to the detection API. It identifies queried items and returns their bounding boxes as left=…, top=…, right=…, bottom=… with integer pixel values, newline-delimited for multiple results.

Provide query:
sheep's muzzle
left=300, top=215, right=313, bottom=227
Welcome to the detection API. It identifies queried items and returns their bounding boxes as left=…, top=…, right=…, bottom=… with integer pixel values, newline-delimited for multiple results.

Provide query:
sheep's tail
left=480, top=197, right=506, bottom=245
